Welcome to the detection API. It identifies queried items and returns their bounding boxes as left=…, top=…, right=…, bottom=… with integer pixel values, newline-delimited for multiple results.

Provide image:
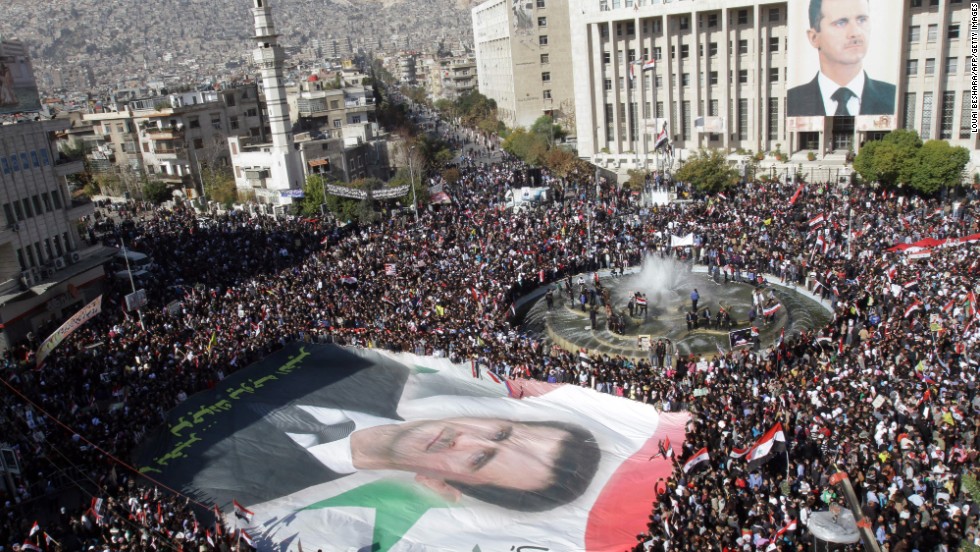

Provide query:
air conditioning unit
left=69, top=252, right=81, bottom=264
left=40, top=268, right=53, bottom=280
left=20, top=270, right=34, bottom=288
left=54, top=258, right=66, bottom=270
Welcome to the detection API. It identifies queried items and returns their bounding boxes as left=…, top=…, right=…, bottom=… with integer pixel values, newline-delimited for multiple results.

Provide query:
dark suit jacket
left=786, top=72, right=896, bottom=116
left=136, top=344, right=410, bottom=508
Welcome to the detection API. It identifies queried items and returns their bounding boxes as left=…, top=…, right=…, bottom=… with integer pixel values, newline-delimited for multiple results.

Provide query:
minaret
left=250, top=0, right=302, bottom=194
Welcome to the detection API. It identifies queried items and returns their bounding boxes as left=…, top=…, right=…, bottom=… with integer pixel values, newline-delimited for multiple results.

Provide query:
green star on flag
left=303, top=479, right=454, bottom=552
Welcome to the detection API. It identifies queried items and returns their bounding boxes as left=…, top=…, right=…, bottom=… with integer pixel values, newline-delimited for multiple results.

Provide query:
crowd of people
left=0, top=129, right=976, bottom=551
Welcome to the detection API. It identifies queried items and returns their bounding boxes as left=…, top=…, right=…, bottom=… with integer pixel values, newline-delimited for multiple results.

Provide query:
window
left=230, top=116, right=240, bottom=130
left=652, top=19, right=661, bottom=33
left=910, top=0, right=921, bottom=7
left=538, top=35, right=548, bottom=46
left=707, top=13, right=718, bottom=27
left=680, top=44, right=689, bottom=58
left=41, top=193, right=51, bottom=212
left=708, top=42, right=717, bottom=57
left=925, top=58, right=935, bottom=76
left=768, top=97, right=779, bottom=140
left=543, top=89, right=551, bottom=99
left=738, top=98, right=748, bottom=140
left=769, top=7, right=780, bottom=22
left=12, top=201, right=23, bottom=221
left=769, top=67, right=779, bottom=83
left=604, top=79, right=613, bottom=91
left=679, top=17, right=689, bottom=30
left=536, top=0, right=545, bottom=7
left=39, top=149, right=49, bottom=166
left=921, top=92, right=933, bottom=139
left=769, top=37, right=779, bottom=52
left=22, top=198, right=33, bottom=219
left=903, top=93, right=917, bottom=129
left=30, top=151, right=38, bottom=167
left=538, top=16, right=547, bottom=27
left=961, top=91, right=972, bottom=138
left=0, top=158, right=8, bottom=174
left=2, top=204, right=12, bottom=225
left=737, top=10, right=748, bottom=24
left=948, top=25, right=960, bottom=39
left=709, top=99, right=719, bottom=117
left=211, top=115, right=222, bottom=130
left=628, top=49, right=636, bottom=62
left=709, top=71, right=719, bottom=85
left=540, top=53, right=549, bottom=64
left=656, top=101, right=664, bottom=118
left=906, top=59, right=918, bottom=76
left=541, top=72, right=551, bottom=82
left=600, top=25, right=608, bottom=39
left=940, top=91, right=955, bottom=139
left=333, top=119, right=342, bottom=128
left=908, top=25, right=920, bottom=41
left=738, top=39, right=748, bottom=55
left=20, top=153, right=28, bottom=169
left=10, top=155, right=18, bottom=172
left=653, top=46, right=662, bottom=60
left=681, top=73, right=690, bottom=86
left=626, top=22, right=635, bottom=35
left=32, top=195, right=42, bottom=215
left=193, top=138, right=204, bottom=149
left=946, top=57, right=958, bottom=75
left=189, top=117, right=200, bottom=129
left=927, top=24, right=937, bottom=42
left=681, top=101, right=690, bottom=140
left=738, top=69, right=748, bottom=84
left=351, top=116, right=361, bottom=124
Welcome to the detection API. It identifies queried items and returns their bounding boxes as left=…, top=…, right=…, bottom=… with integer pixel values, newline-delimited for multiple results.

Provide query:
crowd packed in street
left=0, top=141, right=977, bottom=551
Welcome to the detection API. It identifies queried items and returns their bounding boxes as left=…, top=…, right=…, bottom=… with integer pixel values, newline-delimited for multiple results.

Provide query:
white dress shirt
left=818, top=71, right=865, bottom=116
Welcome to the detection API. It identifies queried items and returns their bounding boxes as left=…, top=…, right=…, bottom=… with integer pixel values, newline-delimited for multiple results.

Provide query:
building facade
left=0, top=119, right=107, bottom=348
left=472, top=0, right=575, bottom=131
left=565, top=0, right=978, bottom=173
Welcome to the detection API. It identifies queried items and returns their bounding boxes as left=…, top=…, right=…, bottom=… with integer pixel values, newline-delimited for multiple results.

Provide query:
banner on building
left=0, top=39, right=41, bottom=116
left=325, top=184, right=409, bottom=200
left=785, top=0, right=900, bottom=120
left=694, top=116, right=726, bottom=134
left=729, top=327, right=753, bottom=349
left=36, top=295, right=103, bottom=367
left=136, top=344, right=688, bottom=552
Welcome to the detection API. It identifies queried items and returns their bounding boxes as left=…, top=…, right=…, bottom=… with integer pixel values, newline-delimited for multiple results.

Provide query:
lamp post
left=408, top=145, right=419, bottom=221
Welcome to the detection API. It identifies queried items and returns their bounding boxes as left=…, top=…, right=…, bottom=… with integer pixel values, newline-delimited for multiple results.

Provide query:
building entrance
left=832, top=116, right=855, bottom=150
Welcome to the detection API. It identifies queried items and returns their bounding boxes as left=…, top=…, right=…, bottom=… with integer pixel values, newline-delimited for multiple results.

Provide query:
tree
left=530, top=115, right=566, bottom=144
left=202, top=167, right=238, bottom=207
left=673, top=149, right=739, bottom=193
left=143, top=180, right=174, bottom=204
left=624, top=169, right=646, bottom=191
left=853, top=129, right=921, bottom=186
left=905, top=140, right=970, bottom=194
left=542, top=147, right=588, bottom=178
left=441, top=167, right=461, bottom=185
left=298, top=174, right=329, bottom=217
left=962, top=474, right=980, bottom=552
left=502, top=127, right=549, bottom=166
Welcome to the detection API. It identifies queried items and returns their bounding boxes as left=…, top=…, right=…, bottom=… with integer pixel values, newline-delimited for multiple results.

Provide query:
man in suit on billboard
left=787, top=0, right=896, bottom=117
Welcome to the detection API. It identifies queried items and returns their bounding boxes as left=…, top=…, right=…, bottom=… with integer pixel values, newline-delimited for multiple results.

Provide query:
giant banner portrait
left=0, top=40, right=41, bottom=116
left=786, top=0, right=901, bottom=121
left=137, top=344, right=688, bottom=551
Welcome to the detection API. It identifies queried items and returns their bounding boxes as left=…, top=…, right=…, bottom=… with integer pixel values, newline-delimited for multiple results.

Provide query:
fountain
left=521, top=256, right=831, bottom=359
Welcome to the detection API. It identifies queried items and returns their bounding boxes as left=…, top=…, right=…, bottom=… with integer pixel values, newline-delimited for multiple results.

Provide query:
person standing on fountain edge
left=690, top=289, right=700, bottom=313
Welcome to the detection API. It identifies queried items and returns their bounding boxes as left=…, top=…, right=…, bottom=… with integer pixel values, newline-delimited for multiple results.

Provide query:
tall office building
left=565, top=0, right=977, bottom=173
left=472, top=0, right=574, bottom=131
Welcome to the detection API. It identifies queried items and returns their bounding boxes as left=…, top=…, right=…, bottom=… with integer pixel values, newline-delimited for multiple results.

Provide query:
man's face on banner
left=379, top=417, right=567, bottom=490
left=807, top=0, right=871, bottom=73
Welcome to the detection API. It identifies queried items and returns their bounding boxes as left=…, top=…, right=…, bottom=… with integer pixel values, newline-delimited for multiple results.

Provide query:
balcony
left=153, top=148, right=180, bottom=159
left=67, top=197, right=95, bottom=220
left=145, top=127, right=184, bottom=141
left=54, top=157, right=85, bottom=177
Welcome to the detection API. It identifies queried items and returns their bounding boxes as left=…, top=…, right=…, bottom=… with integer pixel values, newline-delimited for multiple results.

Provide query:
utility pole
left=408, top=145, right=419, bottom=221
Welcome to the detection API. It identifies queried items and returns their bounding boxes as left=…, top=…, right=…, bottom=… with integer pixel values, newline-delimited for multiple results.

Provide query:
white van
left=112, top=250, right=153, bottom=281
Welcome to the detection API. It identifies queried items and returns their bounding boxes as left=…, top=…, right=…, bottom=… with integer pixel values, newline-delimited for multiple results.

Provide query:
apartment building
left=565, top=0, right=978, bottom=173
left=81, top=85, right=265, bottom=195
left=291, top=71, right=376, bottom=137
left=472, top=0, right=574, bottom=131
left=0, top=118, right=107, bottom=348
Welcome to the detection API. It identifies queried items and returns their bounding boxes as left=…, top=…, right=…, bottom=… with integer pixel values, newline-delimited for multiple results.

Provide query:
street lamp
left=408, top=145, right=419, bottom=221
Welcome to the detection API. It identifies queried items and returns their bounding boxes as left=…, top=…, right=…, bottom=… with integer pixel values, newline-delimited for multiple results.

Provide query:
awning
left=308, top=158, right=329, bottom=167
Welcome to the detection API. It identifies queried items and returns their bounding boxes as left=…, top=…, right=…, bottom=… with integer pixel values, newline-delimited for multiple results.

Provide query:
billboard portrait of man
left=786, top=0, right=897, bottom=117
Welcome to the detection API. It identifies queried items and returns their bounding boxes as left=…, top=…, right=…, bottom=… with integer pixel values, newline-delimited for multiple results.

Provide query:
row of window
left=2, top=190, right=65, bottom=226
left=906, top=56, right=966, bottom=76
left=601, top=6, right=780, bottom=36
left=17, top=232, right=72, bottom=271
left=908, top=23, right=960, bottom=42
left=601, top=66, right=786, bottom=89
left=911, top=0, right=963, bottom=6
left=1, top=149, right=51, bottom=175
left=902, top=90, right=972, bottom=140
left=600, top=37, right=784, bottom=66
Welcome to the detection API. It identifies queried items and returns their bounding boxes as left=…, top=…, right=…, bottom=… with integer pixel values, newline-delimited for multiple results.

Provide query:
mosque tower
left=250, top=0, right=302, bottom=196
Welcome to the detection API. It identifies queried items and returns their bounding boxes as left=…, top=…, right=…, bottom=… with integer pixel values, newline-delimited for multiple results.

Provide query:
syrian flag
left=338, top=276, right=358, bottom=285
left=43, top=532, right=56, bottom=547
left=886, top=264, right=898, bottom=281
left=628, top=61, right=636, bottom=82
left=730, top=446, right=749, bottom=459
left=636, top=296, right=647, bottom=306
left=29, top=521, right=39, bottom=537
left=653, top=436, right=675, bottom=459
left=789, top=183, right=805, bottom=206
left=90, top=497, right=104, bottom=525
left=904, top=300, right=923, bottom=319
left=579, top=349, right=592, bottom=368
left=232, top=499, right=253, bottom=522
left=384, top=264, right=397, bottom=277
left=744, top=422, right=787, bottom=469
left=808, top=213, right=826, bottom=227
left=642, top=58, right=656, bottom=71
left=763, top=304, right=782, bottom=318
left=942, top=298, right=956, bottom=313
left=654, top=122, right=669, bottom=150
left=240, top=529, right=255, bottom=549
left=206, top=530, right=215, bottom=547
left=485, top=370, right=502, bottom=384
left=21, top=542, right=40, bottom=552
left=683, top=447, right=710, bottom=473
left=774, top=518, right=798, bottom=538
left=966, top=291, right=978, bottom=318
